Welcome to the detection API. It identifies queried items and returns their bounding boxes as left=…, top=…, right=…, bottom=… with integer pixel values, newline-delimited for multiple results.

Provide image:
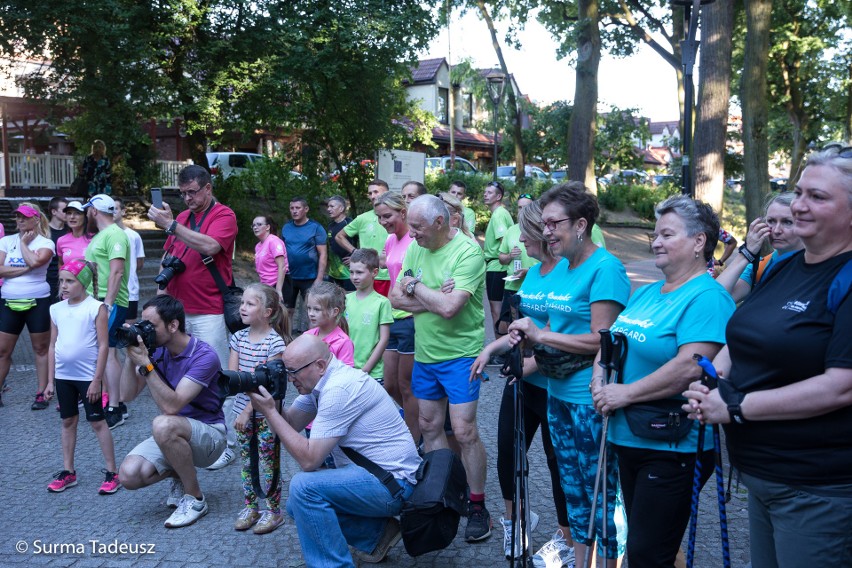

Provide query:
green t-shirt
left=484, top=206, right=513, bottom=272
left=463, top=206, right=476, bottom=234
left=400, top=234, right=485, bottom=363
left=343, top=210, right=389, bottom=281
left=591, top=224, right=606, bottom=248
left=327, top=248, right=350, bottom=281
left=85, top=223, right=129, bottom=307
left=345, top=290, right=394, bottom=379
left=498, top=224, right=540, bottom=292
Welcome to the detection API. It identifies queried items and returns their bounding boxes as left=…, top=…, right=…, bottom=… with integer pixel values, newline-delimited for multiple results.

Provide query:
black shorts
left=56, top=379, right=106, bottom=421
left=485, top=271, right=506, bottom=303
left=282, top=275, right=314, bottom=309
left=330, top=277, right=356, bottom=292
left=498, top=291, right=517, bottom=326
left=126, top=300, right=139, bottom=321
left=0, top=297, right=52, bottom=335
left=386, top=317, right=415, bottom=354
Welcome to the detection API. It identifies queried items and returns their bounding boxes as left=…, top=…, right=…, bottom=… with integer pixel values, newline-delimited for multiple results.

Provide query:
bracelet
left=737, top=244, right=757, bottom=263
left=166, top=220, right=178, bottom=235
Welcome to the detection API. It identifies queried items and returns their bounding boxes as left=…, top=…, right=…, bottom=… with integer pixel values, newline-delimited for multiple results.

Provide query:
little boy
left=344, top=249, right=393, bottom=383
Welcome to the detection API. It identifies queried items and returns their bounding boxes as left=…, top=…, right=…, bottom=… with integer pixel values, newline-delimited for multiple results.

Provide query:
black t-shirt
left=47, top=225, right=69, bottom=287
left=724, top=250, right=852, bottom=485
left=328, top=217, right=355, bottom=260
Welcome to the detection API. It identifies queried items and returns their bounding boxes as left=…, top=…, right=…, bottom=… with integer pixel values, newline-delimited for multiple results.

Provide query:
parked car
left=496, top=165, right=551, bottom=181
left=653, top=174, right=676, bottom=187
left=206, top=152, right=268, bottom=178
left=425, top=156, right=478, bottom=174
left=726, top=178, right=743, bottom=191
left=770, top=177, right=789, bottom=191
left=550, top=170, right=568, bottom=183
left=610, top=169, right=650, bottom=185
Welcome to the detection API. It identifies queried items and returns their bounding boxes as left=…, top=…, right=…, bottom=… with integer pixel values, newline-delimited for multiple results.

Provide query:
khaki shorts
left=128, top=417, right=227, bottom=475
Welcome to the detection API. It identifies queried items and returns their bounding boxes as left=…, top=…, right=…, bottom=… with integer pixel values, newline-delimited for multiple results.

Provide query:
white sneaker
left=166, top=479, right=184, bottom=508
left=206, top=448, right=236, bottom=471
left=164, top=494, right=208, bottom=528
left=532, top=529, right=575, bottom=568
left=501, top=511, right=540, bottom=559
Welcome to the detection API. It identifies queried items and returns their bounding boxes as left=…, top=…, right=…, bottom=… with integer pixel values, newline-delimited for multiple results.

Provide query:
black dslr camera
left=218, top=359, right=288, bottom=401
left=154, top=255, right=186, bottom=290
left=114, top=320, right=157, bottom=353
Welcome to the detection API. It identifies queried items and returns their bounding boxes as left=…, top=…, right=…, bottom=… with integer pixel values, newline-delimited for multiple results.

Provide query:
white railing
left=0, top=153, right=76, bottom=189
left=0, top=153, right=192, bottom=190
left=158, top=160, right=192, bottom=189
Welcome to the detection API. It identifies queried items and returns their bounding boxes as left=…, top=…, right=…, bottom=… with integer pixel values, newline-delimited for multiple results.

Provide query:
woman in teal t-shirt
left=592, top=195, right=735, bottom=567
left=509, top=184, right=630, bottom=568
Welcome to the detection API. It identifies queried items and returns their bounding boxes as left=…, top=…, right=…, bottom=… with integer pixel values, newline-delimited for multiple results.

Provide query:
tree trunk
left=567, top=0, right=600, bottom=191
left=693, top=0, right=733, bottom=212
left=478, top=1, right=526, bottom=183
left=846, top=56, right=852, bottom=142
left=741, top=0, right=773, bottom=224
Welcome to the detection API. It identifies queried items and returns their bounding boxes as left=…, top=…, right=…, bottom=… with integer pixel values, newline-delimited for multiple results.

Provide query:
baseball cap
left=84, top=194, right=116, bottom=214
left=14, top=205, right=40, bottom=218
left=64, top=201, right=86, bottom=213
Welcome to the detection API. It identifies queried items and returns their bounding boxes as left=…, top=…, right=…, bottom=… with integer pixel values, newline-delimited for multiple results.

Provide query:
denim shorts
left=386, top=317, right=415, bottom=354
left=412, top=357, right=479, bottom=404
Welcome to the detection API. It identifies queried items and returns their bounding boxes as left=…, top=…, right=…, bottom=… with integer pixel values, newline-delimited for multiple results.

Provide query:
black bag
left=399, top=448, right=468, bottom=556
left=623, top=399, right=692, bottom=446
left=201, top=255, right=247, bottom=334
left=532, top=343, right=595, bottom=377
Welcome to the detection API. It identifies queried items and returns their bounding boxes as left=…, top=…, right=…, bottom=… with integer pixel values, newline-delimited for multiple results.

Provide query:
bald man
left=250, top=335, right=420, bottom=566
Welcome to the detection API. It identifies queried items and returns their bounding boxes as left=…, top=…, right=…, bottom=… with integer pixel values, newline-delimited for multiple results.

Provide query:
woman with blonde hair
left=80, top=139, right=112, bottom=196
left=438, top=192, right=474, bottom=239
left=0, top=202, right=56, bottom=409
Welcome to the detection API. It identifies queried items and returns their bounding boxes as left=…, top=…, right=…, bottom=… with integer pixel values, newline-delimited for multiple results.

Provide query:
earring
left=695, top=251, right=700, bottom=259
left=577, top=233, right=583, bottom=243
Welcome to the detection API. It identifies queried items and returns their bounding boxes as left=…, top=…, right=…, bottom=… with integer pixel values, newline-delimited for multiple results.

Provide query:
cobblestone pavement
left=0, top=261, right=751, bottom=567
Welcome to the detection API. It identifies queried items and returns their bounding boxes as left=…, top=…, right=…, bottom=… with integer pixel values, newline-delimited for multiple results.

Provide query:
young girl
left=43, top=260, right=119, bottom=495
left=303, top=281, right=354, bottom=365
left=229, top=283, right=291, bottom=535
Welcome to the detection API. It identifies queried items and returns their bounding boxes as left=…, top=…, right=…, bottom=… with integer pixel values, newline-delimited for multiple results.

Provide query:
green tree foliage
left=594, top=106, right=649, bottom=176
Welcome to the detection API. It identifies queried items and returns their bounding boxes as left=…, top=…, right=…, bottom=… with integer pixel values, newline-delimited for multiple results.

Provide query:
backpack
left=757, top=251, right=852, bottom=314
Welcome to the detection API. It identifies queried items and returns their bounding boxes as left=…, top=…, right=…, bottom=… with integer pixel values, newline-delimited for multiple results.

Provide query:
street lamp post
left=487, top=72, right=506, bottom=181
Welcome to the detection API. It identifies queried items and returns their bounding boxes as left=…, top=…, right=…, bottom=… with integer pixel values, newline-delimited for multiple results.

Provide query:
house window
left=437, top=88, right=449, bottom=125
left=463, top=93, right=473, bottom=128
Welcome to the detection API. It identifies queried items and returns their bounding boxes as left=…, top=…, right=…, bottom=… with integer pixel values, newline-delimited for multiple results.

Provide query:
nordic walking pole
left=600, top=332, right=627, bottom=565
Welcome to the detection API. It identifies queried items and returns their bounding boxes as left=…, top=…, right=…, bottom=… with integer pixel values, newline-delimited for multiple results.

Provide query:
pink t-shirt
left=56, top=233, right=92, bottom=266
left=254, top=234, right=288, bottom=287
left=305, top=326, right=355, bottom=366
left=384, top=232, right=414, bottom=288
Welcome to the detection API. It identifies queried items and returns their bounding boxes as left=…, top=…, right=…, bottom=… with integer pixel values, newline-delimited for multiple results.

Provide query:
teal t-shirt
left=608, top=274, right=735, bottom=452
left=484, top=206, right=513, bottom=272
left=400, top=234, right=485, bottom=363
left=85, top=223, right=130, bottom=307
left=499, top=224, right=539, bottom=292
left=515, top=259, right=569, bottom=390
left=345, top=290, right=393, bottom=379
left=344, top=210, right=389, bottom=281
left=544, top=248, right=630, bottom=403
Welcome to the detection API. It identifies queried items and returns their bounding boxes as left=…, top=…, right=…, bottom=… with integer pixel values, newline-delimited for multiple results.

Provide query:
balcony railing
left=0, top=153, right=192, bottom=190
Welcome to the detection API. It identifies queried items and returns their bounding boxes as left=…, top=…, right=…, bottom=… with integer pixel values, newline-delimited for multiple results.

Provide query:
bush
left=598, top=182, right=679, bottom=220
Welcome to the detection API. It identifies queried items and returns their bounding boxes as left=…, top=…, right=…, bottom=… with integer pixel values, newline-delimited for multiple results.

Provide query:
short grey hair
left=655, top=195, right=720, bottom=262
left=802, top=145, right=852, bottom=206
left=763, top=191, right=795, bottom=216
left=409, top=194, right=450, bottom=226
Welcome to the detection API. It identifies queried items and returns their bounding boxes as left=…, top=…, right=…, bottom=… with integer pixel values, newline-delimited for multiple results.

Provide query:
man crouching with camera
left=248, top=334, right=420, bottom=566
left=117, top=295, right=226, bottom=528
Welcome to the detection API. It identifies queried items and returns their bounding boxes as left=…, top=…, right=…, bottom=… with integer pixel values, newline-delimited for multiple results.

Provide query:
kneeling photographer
left=248, top=334, right=420, bottom=566
left=117, top=295, right=227, bottom=529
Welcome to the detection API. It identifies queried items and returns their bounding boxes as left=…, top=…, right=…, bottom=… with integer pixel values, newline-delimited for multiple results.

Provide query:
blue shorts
left=412, top=358, right=479, bottom=404
left=106, top=304, right=129, bottom=348
left=386, top=317, right=415, bottom=354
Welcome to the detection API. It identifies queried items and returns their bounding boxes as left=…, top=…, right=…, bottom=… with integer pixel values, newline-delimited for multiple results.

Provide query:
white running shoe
left=206, top=448, right=236, bottom=471
left=501, top=511, right=540, bottom=559
left=532, top=529, right=575, bottom=568
left=166, top=478, right=184, bottom=508
left=164, top=494, right=208, bottom=528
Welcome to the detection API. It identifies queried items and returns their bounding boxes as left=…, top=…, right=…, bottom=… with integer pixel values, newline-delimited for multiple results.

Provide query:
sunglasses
left=518, top=193, right=534, bottom=201
left=821, top=143, right=852, bottom=158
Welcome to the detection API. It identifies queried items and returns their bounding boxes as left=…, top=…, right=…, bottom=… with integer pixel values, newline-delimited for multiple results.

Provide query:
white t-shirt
left=50, top=295, right=103, bottom=381
left=0, top=233, right=55, bottom=299
left=123, top=227, right=145, bottom=301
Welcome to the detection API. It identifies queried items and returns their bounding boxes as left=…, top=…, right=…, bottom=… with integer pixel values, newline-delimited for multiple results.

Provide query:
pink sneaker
left=98, top=470, right=121, bottom=495
left=47, top=470, right=77, bottom=492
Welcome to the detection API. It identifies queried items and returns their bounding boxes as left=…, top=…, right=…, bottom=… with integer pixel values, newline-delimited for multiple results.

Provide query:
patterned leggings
left=238, top=415, right=282, bottom=513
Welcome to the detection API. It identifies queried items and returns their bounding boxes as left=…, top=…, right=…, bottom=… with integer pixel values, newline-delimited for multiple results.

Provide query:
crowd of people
left=0, top=145, right=849, bottom=567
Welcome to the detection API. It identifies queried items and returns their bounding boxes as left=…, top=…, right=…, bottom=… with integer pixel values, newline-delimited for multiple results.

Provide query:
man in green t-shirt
left=84, top=194, right=130, bottom=429
left=390, top=194, right=492, bottom=543
left=482, top=180, right=513, bottom=338
left=335, top=179, right=391, bottom=295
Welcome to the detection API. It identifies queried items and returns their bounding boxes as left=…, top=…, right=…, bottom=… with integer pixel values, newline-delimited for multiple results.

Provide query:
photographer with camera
left=147, top=164, right=238, bottom=469
left=248, top=334, right=420, bottom=566
left=117, top=295, right=227, bottom=529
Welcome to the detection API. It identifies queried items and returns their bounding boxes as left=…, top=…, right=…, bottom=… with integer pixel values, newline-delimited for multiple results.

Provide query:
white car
left=425, top=156, right=478, bottom=174
left=496, top=165, right=551, bottom=181
left=206, top=152, right=267, bottom=178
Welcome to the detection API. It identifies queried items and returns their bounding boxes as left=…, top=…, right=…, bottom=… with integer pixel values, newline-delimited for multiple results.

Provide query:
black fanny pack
left=532, top=343, right=596, bottom=378
left=623, top=399, right=692, bottom=447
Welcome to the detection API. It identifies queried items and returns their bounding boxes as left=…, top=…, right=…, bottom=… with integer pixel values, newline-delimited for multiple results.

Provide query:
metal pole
left=680, top=0, right=702, bottom=197
left=492, top=99, right=499, bottom=180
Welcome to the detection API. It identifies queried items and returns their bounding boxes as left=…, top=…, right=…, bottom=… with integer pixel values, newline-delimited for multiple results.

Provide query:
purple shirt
left=151, top=336, right=224, bottom=425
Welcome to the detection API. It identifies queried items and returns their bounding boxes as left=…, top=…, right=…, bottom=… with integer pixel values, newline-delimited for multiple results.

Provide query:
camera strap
left=248, top=410, right=282, bottom=500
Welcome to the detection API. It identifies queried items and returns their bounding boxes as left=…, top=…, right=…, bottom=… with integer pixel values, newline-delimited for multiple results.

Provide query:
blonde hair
left=306, top=281, right=349, bottom=335
left=244, top=283, right=292, bottom=343
left=19, top=201, right=50, bottom=237
left=438, top=192, right=472, bottom=238
left=91, top=140, right=107, bottom=158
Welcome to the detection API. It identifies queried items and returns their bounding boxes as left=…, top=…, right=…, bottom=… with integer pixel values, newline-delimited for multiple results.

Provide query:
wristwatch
left=726, top=392, right=748, bottom=424
left=138, top=362, right=154, bottom=377
left=166, top=220, right=178, bottom=235
left=405, top=278, right=420, bottom=295
left=737, top=244, right=757, bottom=263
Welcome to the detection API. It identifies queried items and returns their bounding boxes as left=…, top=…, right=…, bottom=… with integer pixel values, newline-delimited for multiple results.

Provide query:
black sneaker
left=31, top=393, right=49, bottom=410
left=465, top=502, right=492, bottom=542
left=118, top=402, right=129, bottom=419
left=488, top=354, right=507, bottom=367
left=105, top=406, right=125, bottom=430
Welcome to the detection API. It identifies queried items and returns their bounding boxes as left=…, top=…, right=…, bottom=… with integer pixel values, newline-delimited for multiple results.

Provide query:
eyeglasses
left=285, top=359, right=317, bottom=377
left=179, top=186, right=206, bottom=199
left=486, top=181, right=504, bottom=192
left=542, top=218, right=573, bottom=232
